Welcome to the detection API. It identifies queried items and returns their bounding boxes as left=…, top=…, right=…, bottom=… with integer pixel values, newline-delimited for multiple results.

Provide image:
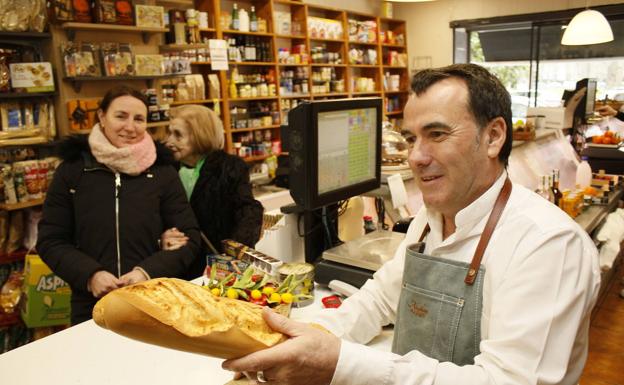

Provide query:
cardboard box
left=9, top=62, right=55, bottom=93
left=21, top=254, right=71, bottom=328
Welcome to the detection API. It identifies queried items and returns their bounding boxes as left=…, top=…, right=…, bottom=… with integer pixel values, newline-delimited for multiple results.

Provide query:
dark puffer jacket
left=37, top=135, right=201, bottom=324
left=187, top=150, right=263, bottom=277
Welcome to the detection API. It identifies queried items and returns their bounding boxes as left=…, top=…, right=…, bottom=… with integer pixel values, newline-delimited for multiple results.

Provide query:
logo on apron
left=409, top=301, right=428, bottom=317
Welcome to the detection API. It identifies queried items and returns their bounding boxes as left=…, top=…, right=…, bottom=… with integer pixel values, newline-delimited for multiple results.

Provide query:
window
left=452, top=5, right=624, bottom=124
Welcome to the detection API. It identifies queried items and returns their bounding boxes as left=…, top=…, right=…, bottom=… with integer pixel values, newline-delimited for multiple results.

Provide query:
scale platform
left=315, top=230, right=406, bottom=288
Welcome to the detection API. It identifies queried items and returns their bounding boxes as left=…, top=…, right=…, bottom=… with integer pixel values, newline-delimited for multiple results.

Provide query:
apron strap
left=417, top=224, right=430, bottom=243
left=464, top=177, right=513, bottom=285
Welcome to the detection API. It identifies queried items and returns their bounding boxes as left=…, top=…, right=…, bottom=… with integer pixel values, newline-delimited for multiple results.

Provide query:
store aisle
left=580, top=263, right=624, bottom=385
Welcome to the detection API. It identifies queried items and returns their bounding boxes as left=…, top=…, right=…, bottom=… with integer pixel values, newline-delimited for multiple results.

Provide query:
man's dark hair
left=99, top=85, right=149, bottom=113
left=410, top=63, right=513, bottom=165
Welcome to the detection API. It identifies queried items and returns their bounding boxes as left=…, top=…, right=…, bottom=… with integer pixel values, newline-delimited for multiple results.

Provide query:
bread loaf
left=92, top=278, right=286, bottom=359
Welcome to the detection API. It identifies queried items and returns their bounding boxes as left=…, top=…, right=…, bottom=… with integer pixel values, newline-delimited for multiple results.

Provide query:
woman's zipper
left=115, top=172, right=121, bottom=277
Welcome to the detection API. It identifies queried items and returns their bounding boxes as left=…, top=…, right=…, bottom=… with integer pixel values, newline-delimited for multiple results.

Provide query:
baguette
left=92, top=278, right=286, bottom=359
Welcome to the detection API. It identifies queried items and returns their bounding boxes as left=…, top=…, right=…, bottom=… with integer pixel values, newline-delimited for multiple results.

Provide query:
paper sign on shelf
left=209, top=39, right=229, bottom=71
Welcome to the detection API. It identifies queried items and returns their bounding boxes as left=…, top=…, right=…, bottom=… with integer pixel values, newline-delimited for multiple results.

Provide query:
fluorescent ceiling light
left=561, top=9, right=614, bottom=45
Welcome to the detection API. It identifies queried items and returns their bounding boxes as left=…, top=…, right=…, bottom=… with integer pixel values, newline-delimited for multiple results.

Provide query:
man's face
left=403, top=78, right=501, bottom=219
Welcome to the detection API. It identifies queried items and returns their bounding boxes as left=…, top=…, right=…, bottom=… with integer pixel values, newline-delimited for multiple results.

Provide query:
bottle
left=576, top=156, right=592, bottom=189
left=229, top=68, right=238, bottom=99
left=250, top=6, right=258, bottom=32
left=239, top=8, right=249, bottom=32
left=551, top=169, right=563, bottom=207
left=363, top=215, right=376, bottom=234
left=536, top=175, right=553, bottom=202
left=231, top=3, right=239, bottom=30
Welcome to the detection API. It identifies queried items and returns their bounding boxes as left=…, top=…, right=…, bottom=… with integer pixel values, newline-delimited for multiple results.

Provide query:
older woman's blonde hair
left=169, top=104, right=224, bottom=153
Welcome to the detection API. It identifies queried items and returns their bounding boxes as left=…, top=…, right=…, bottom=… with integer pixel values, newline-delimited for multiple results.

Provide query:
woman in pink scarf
left=37, top=86, right=202, bottom=324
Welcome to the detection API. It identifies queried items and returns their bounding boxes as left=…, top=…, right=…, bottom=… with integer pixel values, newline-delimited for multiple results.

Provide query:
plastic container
left=576, top=157, right=592, bottom=189
left=239, top=9, right=249, bottom=32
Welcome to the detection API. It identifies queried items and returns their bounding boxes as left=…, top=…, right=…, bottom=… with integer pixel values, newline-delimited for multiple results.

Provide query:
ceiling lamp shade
left=561, top=9, right=614, bottom=45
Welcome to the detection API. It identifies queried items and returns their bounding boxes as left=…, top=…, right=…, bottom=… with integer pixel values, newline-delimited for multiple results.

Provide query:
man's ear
left=485, top=117, right=506, bottom=159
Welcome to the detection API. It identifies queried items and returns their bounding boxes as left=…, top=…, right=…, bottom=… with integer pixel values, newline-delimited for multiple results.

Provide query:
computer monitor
left=287, top=98, right=382, bottom=210
left=575, top=78, right=597, bottom=123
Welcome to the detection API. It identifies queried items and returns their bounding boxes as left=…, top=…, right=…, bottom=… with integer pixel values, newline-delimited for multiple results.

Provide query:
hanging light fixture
left=561, top=9, right=614, bottom=45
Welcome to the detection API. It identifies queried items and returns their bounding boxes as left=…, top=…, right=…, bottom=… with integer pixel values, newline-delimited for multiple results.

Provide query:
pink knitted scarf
left=88, top=123, right=156, bottom=176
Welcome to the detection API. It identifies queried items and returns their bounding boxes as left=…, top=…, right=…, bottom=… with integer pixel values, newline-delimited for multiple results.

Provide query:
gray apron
left=392, top=178, right=512, bottom=366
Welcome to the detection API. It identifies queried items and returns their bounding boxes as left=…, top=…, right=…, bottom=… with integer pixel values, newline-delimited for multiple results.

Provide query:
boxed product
left=221, top=239, right=282, bottom=276
left=273, top=11, right=292, bottom=35
left=307, top=17, right=343, bottom=40
left=21, top=254, right=71, bottom=328
left=134, top=54, right=164, bottom=76
left=135, top=4, right=165, bottom=28
left=9, top=63, right=55, bottom=93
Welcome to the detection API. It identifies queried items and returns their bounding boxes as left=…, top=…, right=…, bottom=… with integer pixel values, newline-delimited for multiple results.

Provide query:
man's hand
left=597, top=105, right=618, bottom=117
left=88, top=271, right=122, bottom=298
left=161, top=227, right=189, bottom=251
left=120, top=269, right=148, bottom=286
left=222, top=307, right=341, bottom=385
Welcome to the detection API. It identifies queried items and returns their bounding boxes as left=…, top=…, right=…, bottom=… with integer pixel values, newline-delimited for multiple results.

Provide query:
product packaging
left=21, top=254, right=71, bottom=328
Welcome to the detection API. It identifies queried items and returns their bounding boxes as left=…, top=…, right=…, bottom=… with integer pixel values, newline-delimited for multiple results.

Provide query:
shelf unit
left=51, top=0, right=409, bottom=162
left=61, top=22, right=168, bottom=43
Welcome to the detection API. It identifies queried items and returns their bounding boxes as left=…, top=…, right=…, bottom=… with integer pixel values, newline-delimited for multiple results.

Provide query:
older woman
left=37, top=86, right=201, bottom=324
left=162, top=105, right=263, bottom=276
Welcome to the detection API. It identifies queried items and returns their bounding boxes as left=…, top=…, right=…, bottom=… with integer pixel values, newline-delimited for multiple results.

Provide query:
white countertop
left=0, top=285, right=392, bottom=385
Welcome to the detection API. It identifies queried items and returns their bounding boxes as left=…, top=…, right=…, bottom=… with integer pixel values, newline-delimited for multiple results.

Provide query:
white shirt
left=313, top=172, right=601, bottom=385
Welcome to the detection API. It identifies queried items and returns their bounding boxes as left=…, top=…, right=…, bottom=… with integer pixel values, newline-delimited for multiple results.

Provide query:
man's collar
left=425, top=171, right=508, bottom=241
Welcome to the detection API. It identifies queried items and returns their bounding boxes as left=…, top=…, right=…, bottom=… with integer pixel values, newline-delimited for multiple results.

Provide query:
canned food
left=278, top=263, right=315, bottom=307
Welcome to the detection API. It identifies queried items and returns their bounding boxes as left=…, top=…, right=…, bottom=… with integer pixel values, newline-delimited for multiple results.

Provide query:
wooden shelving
left=229, top=61, right=277, bottom=66
left=222, top=30, right=274, bottom=37
left=275, top=34, right=307, bottom=39
left=0, top=136, right=49, bottom=146
left=171, top=99, right=222, bottom=106
left=311, top=92, right=349, bottom=97
left=64, top=74, right=187, bottom=92
left=348, top=40, right=379, bottom=47
left=382, top=43, right=406, bottom=48
left=0, top=92, right=55, bottom=99
left=280, top=93, right=311, bottom=99
left=231, top=125, right=281, bottom=133
left=310, top=63, right=347, bottom=67
left=278, top=63, right=309, bottom=67
left=0, top=31, right=50, bottom=39
left=51, top=1, right=409, bottom=162
left=156, top=0, right=194, bottom=5
left=61, top=22, right=168, bottom=43
left=0, top=197, right=45, bottom=211
left=229, top=96, right=279, bottom=101
left=160, top=43, right=209, bottom=50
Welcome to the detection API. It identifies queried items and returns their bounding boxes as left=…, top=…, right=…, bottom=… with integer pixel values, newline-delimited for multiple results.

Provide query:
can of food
left=278, top=263, right=315, bottom=307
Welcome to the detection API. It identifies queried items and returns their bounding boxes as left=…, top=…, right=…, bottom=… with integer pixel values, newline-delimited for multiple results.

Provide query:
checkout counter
left=0, top=282, right=392, bottom=385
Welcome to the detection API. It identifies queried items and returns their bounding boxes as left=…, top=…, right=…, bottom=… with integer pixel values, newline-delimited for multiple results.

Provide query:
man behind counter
left=223, top=63, right=601, bottom=385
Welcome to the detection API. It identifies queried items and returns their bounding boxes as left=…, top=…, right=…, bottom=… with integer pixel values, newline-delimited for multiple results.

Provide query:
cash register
left=280, top=98, right=405, bottom=288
